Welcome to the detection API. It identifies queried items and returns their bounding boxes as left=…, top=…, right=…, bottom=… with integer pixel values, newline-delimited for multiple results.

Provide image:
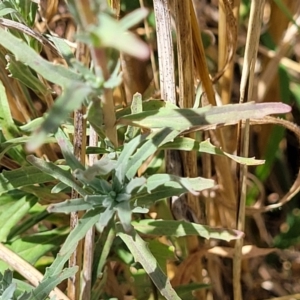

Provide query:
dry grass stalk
left=234, top=1, right=266, bottom=299
left=191, top=0, right=237, bottom=229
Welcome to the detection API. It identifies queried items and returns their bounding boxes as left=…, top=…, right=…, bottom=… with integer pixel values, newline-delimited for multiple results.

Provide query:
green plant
left=0, top=1, right=299, bottom=299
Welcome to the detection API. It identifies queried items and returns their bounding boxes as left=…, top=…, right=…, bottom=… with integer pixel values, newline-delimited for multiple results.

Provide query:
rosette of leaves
left=28, top=127, right=215, bottom=233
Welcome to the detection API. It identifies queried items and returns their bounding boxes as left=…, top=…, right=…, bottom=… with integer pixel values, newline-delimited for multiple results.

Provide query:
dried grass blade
left=235, top=1, right=266, bottom=299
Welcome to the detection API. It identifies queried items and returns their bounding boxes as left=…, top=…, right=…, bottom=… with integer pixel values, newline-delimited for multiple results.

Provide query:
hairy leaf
left=117, top=102, right=291, bottom=130
left=161, top=138, right=265, bottom=165
left=133, top=220, right=244, bottom=241
left=146, top=174, right=215, bottom=195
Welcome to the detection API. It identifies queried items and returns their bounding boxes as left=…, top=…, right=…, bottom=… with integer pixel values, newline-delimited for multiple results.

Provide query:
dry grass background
left=1, top=0, right=300, bottom=299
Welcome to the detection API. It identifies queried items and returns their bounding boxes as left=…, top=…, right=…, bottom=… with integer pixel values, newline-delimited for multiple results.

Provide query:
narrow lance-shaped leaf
left=126, top=128, right=179, bottom=180
left=0, top=194, right=37, bottom=242
left=43, top=208, right=102, bottom=279
left=27, top=82, right=94, bottom=150
left=125, top=93, right=143, bottom=142
left=7, top=227, right=68, bottom=265
left=115, top=134, right=147, bottom=183
left=48, top=195, right=107, bottom=214
left=86, top=98, right=105, bottom=139
left=119, top=8, right=149, bottom=30
left=118, top=228, right=180, bottom=300
left=115, top=99, right=177, bottom=120
left=0, top=27, right=81, bottom=87
left=0, top=80, right=26, bottom=164
left=27, top=155, right=87, bottom=196
left=73, top=155, right=117, bottom=182
left=5, top=54, right=48, bottom=95
left=86, top=12, right=149, bottom=60
left=0, top=166, right=54, bottom=194
left=134, top=186, right=192, bottom=207
left=161, top=138, right=265, bottom=165
left=31, top=267, right=78, bottom=300
left=132, top=220, right=244, bottom=241
left=115, top=201, right=132, bottom=232
left=146, top=174, right=215, bottom=194
left=117, top=102, right=291, bottom=131
left=48, top=36, right=75, bottom=66
left=55, top=128, right=85, bottom=171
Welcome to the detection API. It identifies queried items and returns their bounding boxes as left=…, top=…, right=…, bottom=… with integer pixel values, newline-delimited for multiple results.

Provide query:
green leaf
left=146, top=174, right=215, bottom=195
left=125, top=177, right=146, bottom=194
left=86, top=12, right=149, bottom=60
left=126, top=128, right=179, bottom=180
left=0, top=27, right=81, bottom=87
left=27, top=155, right=87, bottom=196
left=73, top=155, right=117, bottom=182
left=162, top=138, right=265, bottom=165
left=5, top=54, right=48, bottom=96
left=55, top=128, right=84, bottom=171
left=133, top=220, right=244, bottom=241
left=0, top=81, right=20, bottom=138
left=27, top=82, right=93, bottom=150
left=119, top=8, right=149, bottom=30
left=118, top=228, right=180, bottom=300
left=0, top=80, right=26, bottom=164
left=124, top=93, right=143, bottom=142
left=47, top=196, right=107, bottom=214
left=147, top=240, right=175, bottom=274
left=0, top=193, right=37, bottom=242
left=86, top=98, right=105, bottom=139
left=0, top=8, right=17, bottom=17
left=43, top=208, right=102, bottom=279
left=7, top=209, right=49, bottom=240
left=115, top=134, right=146, bottom=183
left=51, top=182, right=71, bottom=193
left=7, top=227, right=68, bottom=264
left=31, top=267, right=77, bottom=300
left=115, top=201, right=132, bottom=232
left=134, top=186, right=186, bottom=207
left=96, top=207, right=115, bottom=233
left=48, top=198, right=90, bottom=213
left=115, top=99, right=178, bottom=120
left=117, top=102, right=291, bottom=130
left=175, top=282, right=210, bottom=298
left=19, top=117, right=45, bottom=132
left=1, top=283, right=16, bottom=300
left=48, top=36, right=75, bottom=66
left=0, top=167, right=54, bottom=194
